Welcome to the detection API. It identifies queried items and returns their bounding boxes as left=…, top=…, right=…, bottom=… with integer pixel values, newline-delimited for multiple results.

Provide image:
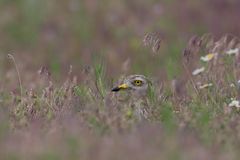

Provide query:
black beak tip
left=111, top=87, right=120, bottom=92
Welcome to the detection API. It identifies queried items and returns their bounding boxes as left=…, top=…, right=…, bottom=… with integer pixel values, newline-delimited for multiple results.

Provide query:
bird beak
left=111, top=83, right=129, bottom=92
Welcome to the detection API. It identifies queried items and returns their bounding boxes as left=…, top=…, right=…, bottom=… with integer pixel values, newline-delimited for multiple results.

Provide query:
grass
left=1, top=1, right=240, bottom=159
left=1, top=34, right=239, bottom=160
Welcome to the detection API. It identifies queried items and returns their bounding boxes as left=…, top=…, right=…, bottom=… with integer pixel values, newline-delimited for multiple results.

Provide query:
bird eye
left=133, top=80, right=142, bottom=86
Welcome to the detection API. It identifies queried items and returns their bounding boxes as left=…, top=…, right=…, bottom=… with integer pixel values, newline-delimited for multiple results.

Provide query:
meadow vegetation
left=0, top=1, right=240, bottom=160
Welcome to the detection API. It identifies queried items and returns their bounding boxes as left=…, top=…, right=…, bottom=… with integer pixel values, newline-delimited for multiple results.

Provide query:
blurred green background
left=0, top=0, right=240, bottom=88
left=1, top=1, right=240, bottom=159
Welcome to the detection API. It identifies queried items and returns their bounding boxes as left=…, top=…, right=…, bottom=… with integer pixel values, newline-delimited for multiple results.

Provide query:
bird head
left=111, top=75, right=150, bottom=97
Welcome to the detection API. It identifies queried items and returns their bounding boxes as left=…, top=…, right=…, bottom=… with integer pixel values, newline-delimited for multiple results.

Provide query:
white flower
left=192, top=67, right=205, bottom=76
left=236, top=80, right=240, bottom=89
left=200, top=53, right=216, bottom=62
left=199, top=83, right=213, bottom=89
left=228, top=99, right=240, bottom=108
left=230, top=83, right=235, bottom=87
left=226, top=48, right=239, bottom=56
left=237, top=80, right=240, bottom=85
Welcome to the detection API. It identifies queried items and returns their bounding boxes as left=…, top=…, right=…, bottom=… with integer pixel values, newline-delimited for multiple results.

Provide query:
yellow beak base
left=111, top=83, right=128, bottom=92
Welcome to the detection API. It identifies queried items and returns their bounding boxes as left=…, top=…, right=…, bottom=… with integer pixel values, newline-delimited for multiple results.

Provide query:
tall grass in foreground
left=1, top=33, right=240, bottom=160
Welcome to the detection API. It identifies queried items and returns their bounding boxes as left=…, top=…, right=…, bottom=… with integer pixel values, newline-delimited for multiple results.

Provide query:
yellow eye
left=134, top=80, right=142, bottom=86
